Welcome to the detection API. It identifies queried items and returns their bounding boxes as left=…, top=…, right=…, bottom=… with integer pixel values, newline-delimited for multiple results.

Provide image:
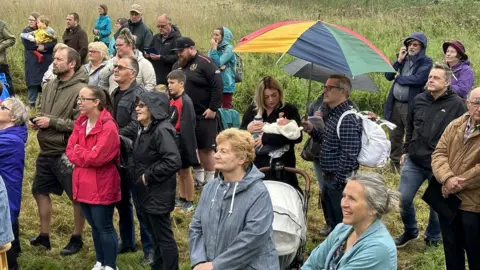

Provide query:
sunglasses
left=113, top=64, right=134, bottom=71
left=408, top=42, right=420, bottom=48
left=323, top=85, right=343, bottom=91
left=157, top=24, right=168, bottom=29
left=0, top=104, right=10, bottom=111
left=135, top=103, right=146, bottom=108
left=77, top=97, right=97, bottom=103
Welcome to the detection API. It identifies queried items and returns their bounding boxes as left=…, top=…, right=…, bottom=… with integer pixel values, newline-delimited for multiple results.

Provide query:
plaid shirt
left=311, top=101, right=362, bottom=188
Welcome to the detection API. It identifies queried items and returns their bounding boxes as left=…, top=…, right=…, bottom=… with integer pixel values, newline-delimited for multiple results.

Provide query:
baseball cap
left=171, top=37, right=196, bottom=51
left=130, top=4, right=143, bottom=15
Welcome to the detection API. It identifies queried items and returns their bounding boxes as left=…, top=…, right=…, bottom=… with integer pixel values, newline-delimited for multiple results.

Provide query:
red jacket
left=66, top=109, right=121, bottom=205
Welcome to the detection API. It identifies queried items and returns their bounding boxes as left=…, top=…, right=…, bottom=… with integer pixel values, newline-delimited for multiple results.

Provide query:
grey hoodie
left=189, top=165, right=280, bottom=270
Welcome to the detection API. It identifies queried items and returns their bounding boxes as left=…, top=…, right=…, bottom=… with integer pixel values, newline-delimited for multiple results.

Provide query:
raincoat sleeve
left=211, top=189, right=274, bottom=270
left=0, top=22, right=15, bottom=52
left=385, top=59, right=402, bottom=81
left=66, top=121, right=120, bottom=168
left=97, top=17, right=112, bottom=38
left=188, top=184, right=209, bottom=268
left=119, top=122, right=138, bottom=141
left=209, top=45, right=234, bottom=67
left=301, top=230, right=336, bottom=269
left=143, top=129, right=181, bottom=185
left=395, top=58, right=433, bottom=86
left=451, top=68, right=475, bottom=99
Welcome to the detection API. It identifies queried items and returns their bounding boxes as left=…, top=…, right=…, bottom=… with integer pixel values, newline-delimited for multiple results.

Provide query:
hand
left=37, top=45, right=45, bottom=52
left=367, top=111, right=378, bottom=121
left=210, top=38, right=218, bottom=50
left=314, top=111, right=323, bottom=117
left=193, top=262, right=214, bottom=270
left=398, top=46, right=407, bottom=63
left=93, top=29, right=99, bottom=34
left=220, top=65, right=226, bottom=71
left=442, top=176, right=465, bottom=197
left=33, top=116, right=50, bottom=129
left=203, top=109, right=216, bottom=119
left=28, top=36, right=36, bottom=42
left=301, top=120, right=313, bottom=134
left=144, top=53, right=150, bottom=58
left=400, top=154, right=407, bottom=166
left=150, top=54, right=161, bottom=60
left=28, top=118, right=39, bottom=130
left=254, top=135, right=263, bottom=149
left=247, top=121, right=264, bottom=133
left=142, top=174, right=146, bottom=186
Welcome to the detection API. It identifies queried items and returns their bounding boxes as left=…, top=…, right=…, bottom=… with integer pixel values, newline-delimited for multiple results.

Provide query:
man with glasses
left=29, top=47, right=88, bottom=256
left=110, top=56, right=155, bottom=265
left=394, top=63, right=466, bottom=248
left=124, top=4, right=153, bottom=53
left=146, top=14, right=181, bottom=85
left=172, top=37, right=223, bottom=186
left=432, top=87, right=480, bottom=270
left=302, top=75, right=362, bottom=229
left=384, top=32, right=432, bottom=173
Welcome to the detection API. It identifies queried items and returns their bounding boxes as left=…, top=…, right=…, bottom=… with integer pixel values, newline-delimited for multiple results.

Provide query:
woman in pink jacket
left=66, top=86, right=120, bottom=270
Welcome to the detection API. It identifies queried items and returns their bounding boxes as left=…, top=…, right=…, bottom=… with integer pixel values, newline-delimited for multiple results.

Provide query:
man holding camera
left=384, top=32, right=432, bottom=173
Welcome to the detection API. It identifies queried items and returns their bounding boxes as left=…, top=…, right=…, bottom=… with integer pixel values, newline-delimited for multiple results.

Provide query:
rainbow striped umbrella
left=234, top=20, right=394, bottom=77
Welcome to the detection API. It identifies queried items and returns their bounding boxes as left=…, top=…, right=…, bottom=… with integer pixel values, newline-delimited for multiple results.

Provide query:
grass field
left=3, top=0, right=478, bottom=269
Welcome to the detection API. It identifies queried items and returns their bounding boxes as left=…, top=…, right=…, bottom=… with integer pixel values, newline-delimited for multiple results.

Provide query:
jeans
left=322, top=174, right=345, bottom=229
left=398, top=157, right=441, bottom=241
left=389, top=101, right=408, bottom=163
left=144, top=212, right=179, bottom=270
left=116, top=189, right=153, bottom=254
left=27, top=85, right=42, bottom=106
left=313, top=161, right=330, bottom=227
left=439, top=210, right=480, bottom=270
left=80, top=203, right=118, bottom=269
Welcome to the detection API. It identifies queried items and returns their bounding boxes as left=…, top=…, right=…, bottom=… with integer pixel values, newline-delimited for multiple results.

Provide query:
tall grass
left=3, top=0, right=479, bottom=269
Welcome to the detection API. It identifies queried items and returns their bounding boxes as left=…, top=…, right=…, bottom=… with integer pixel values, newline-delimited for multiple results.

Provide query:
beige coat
left=432, top=113, right=480, bottom=213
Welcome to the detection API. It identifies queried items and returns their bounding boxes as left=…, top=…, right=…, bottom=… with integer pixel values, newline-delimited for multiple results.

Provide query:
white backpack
left=337, top=110, right=397, bottom=168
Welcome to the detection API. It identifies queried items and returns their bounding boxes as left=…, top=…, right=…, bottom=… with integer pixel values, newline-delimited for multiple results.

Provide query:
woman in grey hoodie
left=189, top=128, right=279, bottom=270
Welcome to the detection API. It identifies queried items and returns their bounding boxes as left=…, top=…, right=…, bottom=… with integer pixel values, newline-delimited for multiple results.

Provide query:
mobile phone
left=29, top=117, right=37, bottom=123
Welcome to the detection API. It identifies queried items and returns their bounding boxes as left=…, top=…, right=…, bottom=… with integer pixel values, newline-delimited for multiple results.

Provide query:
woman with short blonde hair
left=83, top=42, right=109, bottom=86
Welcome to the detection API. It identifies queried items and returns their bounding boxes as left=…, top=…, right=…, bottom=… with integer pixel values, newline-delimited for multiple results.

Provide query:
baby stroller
left=260, top=161, right=311, bottom=270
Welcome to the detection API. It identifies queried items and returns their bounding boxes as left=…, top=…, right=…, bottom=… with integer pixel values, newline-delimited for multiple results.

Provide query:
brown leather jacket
left=432, top=113, right=480, bottom=213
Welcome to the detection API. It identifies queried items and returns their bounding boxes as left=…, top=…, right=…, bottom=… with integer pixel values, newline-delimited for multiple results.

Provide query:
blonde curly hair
left=216, top=128, right=256, bottom=170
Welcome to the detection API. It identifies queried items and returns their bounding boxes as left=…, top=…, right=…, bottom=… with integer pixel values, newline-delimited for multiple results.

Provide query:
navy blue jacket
left=384, top=32, right=432, bottom=120
left=22, top=26, right=56, bottom=87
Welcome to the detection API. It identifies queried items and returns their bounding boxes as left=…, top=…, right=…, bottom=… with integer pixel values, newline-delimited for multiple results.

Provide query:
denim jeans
left=116, top=190, right=153, bottom=254
left=27, top=85, right=41, bottom=106
left=80, top=203, right=118, bottom=269
left=398, top=157, right=441, bottom=241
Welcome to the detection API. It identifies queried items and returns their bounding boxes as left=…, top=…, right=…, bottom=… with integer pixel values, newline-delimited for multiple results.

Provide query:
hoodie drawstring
left=211, top=182, right=222, bottom=209
left=228, top=182, right=238, bottom=216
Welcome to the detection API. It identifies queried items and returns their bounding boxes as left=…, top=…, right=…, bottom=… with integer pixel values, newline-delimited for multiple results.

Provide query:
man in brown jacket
left=431, top=87, right=480, bottom=270
left=29, top=47, right=88, bottom=256
left=62, top=13, right=88, bottom=64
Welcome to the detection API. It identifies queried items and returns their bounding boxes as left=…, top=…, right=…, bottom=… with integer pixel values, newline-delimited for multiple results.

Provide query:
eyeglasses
left=28, top=19, right=36, bottom=22
left=323, top=85, right=343, bottom=91
left=408, top=42, right=420, bottom=48
left=114, top=43, right=126, bottom=48
left=77, top=97, right=97, bottom=103
left=113, top=64, right=134, bottom=71
left=157, top=24, right=168, bottom=29
left=0, top=104, right=11, bottom=111
left=135, top=103, right=146, bottom=108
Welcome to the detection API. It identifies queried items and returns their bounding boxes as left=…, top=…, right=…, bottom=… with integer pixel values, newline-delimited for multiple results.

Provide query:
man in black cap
left=172, top=37, right=223, bottom=186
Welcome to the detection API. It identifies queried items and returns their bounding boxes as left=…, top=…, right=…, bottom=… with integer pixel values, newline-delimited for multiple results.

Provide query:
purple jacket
left=450, top=60, right=475, bottom=100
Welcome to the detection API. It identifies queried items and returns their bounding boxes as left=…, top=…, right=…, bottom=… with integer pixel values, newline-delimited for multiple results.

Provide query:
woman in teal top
left=93, top=5, right=112, bottom=49
left=302, top=172, right=399, bottom=270
left=208, top=26, right=236, bottom=108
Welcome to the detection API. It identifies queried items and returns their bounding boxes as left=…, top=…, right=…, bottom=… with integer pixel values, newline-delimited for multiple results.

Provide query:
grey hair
left=328, top=74, right=352, bottom=97
left=432, top=62, right=453, bottom=82
left=124, top=56, right=139, bottom=75
left=3, top=97, right=29, bottom=126
left=159, top=14, right=172, bottom=24
left=466, top=87, right=480, bottom=100
left=348, top=172, right=400, bottom=218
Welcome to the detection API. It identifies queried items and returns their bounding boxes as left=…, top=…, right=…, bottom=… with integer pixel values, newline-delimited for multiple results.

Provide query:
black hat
left=171, top=37, right=195, bottom=51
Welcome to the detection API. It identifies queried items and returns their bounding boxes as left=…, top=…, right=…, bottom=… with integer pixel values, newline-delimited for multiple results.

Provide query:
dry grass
left=3, top=0, right=478, bottom=269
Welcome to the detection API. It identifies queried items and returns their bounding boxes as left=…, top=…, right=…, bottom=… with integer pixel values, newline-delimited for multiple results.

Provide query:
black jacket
left=169, top=92, right=199, bottom=168
left=149, top=25, right=181, bottom=84
left=405, top=88, right=466, bottom=169
left=121, top=92, right=181, bottom=215
left=172, top=53, right=223, bottom=115
left=62, top=25, right=89, bottom=64
left=240, top=103, right=303, bottom=191
left=124, top=19, right=153, bottom=51
left=112, top=81, right=146, bottom=132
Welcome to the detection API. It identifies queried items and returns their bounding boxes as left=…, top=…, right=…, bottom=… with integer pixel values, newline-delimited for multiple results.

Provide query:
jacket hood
left=219, top=27, right=233, bottom=48
left=404, top=32, right=428, bottom=49
left=0, top=125, right=28, bottom=144
left=452, top=60, right=471, bottom=71
left=134, top=49, right=145, bottom=62
left=98, top=14, right=110, bottom=20
left=138, top=91, right=170, bottom=121
left=169, top=25, right=181, bottom=38
left=425, top=87, right=458, bottom=101
left=59, top=68, right=88, bottom=89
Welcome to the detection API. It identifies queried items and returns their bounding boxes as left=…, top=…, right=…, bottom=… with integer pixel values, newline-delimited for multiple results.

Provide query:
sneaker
left=175, top=198, right=185, bottom=208
left=29, top=234, right=51, bottom=250
left=60, top=235, right=83, bottom=256
left=141, top=252, right=154, bottom=266
left=117, top=244, right=137, bottom=254
left=91, top=261, right=104, bottom=270
left=319, top=225, right=332, bottom=237
left=394, top=233, right=419, bottom=248
left=425, top=239, right=441, bottom=247
left=182, top=202, right=195, bottom=213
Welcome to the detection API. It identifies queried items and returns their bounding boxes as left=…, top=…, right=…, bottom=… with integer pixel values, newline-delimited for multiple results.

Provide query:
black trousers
left=0, top=64, right=15, bottom=96
left=144, top=212, right=179, bottom=270
left=6, top=220, right=20, bottom=270
left=439, top=210, right=480, bottom=270
left=322, top=173, right=345, bottom=229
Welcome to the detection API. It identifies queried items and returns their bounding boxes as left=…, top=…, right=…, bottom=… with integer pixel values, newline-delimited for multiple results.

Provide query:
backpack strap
left=336, top=110, right=362, bottom=139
